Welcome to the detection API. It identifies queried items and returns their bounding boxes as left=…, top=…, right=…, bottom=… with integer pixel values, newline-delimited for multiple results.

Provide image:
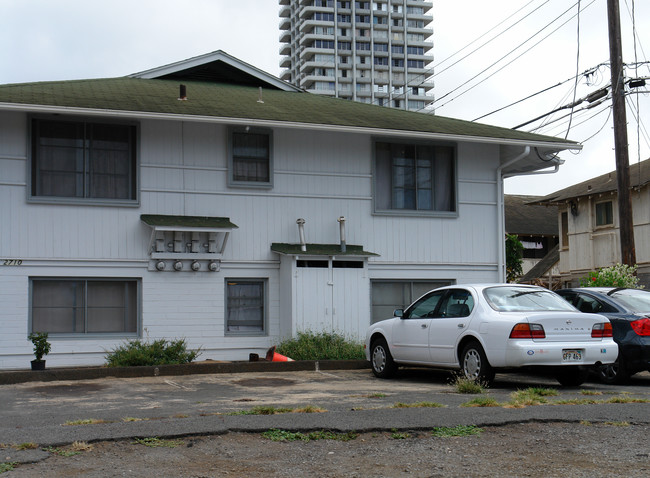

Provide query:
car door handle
left=458, top=323, right=465, bottom=328
left=421, top=324, right=428, bottom=329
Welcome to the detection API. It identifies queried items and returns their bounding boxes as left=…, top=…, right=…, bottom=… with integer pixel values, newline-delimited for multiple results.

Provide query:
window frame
left=227, top=126, right=274, bottom=189
left=595, top=200, right=614, bottom=228
left=225, top=278, right=268, bottom=336
left=29, top=277, right=141, bottom=338
left=29, top=116, right=140, bottom=206
left=372, top=138, right=458, bottom=217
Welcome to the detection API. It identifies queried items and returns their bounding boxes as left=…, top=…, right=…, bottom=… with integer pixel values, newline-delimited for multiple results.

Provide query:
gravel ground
left=5, top=421, right=650, bottom=477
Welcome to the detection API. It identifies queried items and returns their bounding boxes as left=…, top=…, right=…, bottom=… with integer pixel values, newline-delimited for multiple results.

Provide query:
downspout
left=496, top=146, right=530, bottom=282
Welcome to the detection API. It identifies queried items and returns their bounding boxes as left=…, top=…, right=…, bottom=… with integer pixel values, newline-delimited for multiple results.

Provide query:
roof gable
left=533, top=158, right=650, bottom=204
left=129, top=50, right=300, bottom=92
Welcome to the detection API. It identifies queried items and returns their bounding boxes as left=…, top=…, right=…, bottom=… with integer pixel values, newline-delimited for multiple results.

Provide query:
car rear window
left=483, top=286, right=577, bottom=312
left=609, top=289, right=650, bottom=313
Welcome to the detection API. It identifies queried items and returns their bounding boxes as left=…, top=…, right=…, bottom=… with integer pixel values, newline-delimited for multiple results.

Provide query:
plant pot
left=31, top=359, right=46, bottom=371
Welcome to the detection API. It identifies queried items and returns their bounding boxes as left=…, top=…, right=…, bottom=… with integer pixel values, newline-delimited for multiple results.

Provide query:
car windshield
left=609, top=289, right=650, bottom=313
left=484, top=286, right=576, bottom=312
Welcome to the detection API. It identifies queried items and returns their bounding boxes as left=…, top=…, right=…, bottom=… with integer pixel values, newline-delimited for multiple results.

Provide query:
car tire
left=555, top=366, right=589, bottom=387
left=598, top=357, right=631, bottom=385
left=370, top=338, right=397, bottom=379
left=460, top=341, right=495, bottom=385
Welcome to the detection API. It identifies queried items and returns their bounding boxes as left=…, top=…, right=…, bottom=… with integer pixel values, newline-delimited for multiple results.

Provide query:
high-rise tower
left=279, top=0, right=434, bottom=111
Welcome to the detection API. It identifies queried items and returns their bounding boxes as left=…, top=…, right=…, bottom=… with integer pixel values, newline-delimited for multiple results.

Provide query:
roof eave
left=0, top=102, right=581, bottom=152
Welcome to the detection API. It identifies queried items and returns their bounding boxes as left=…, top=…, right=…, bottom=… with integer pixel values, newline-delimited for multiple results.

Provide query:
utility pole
left=607, top=0, right=636, bottom=266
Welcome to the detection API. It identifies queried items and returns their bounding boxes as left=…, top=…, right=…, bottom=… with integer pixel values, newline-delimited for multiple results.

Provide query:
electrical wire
left=429, top=0, right=597, bottom=112
left=565, top=0, right=581, bottom=139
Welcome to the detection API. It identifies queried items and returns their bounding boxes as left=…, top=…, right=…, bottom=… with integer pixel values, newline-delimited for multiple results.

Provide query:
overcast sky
left=2, top=0, right=648, bottom=196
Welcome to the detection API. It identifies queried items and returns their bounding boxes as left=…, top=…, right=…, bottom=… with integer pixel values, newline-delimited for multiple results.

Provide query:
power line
left=565, top=0, right=582, bottom=139
left=430, top=0, right=597, bottom=112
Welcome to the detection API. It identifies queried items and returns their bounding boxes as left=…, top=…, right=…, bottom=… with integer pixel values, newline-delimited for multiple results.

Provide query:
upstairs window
left=31, top=118, right=137, bottom=203
left=229, top=128, right=273, bottom=188
left=595, top=201, right=613, bottom=227
left=374, top=141, right=455, bottom=214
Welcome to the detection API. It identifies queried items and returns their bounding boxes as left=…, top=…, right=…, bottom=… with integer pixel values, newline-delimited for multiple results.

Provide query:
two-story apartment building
left=0, top=51, right=580, bottom=369
left=532, top=158, right=650, bottom=288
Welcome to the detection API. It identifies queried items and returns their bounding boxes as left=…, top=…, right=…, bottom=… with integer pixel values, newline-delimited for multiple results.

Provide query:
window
left=371, top=280, right=452, bottom=323
left=314, top=39, right=335, bottom=49
left=356, top=42, right=370, bottom=50
left=337, top=14, right=351, bottom=22
left=314, top=12, right=335, bottom=21
left=355, top=14, right=370, bottom=23
left=561, top=211, right=569, bottom=249
left=407, top=46, right=424, bottom=55
left=374, top=43, right=388, bottom=52
left=31, top=279, right=139, bottom=335
left=393, top=100, right=401, bottom=108
left=374, top=141, right=455, bottom=213
left=226, top=280, right=266, bottom=334
left=407, top=60, right=425, bottom=68
left=338, top=41, right=352, bottom=50
left=355, top=1, right=370, bottom=9
left=373, top=16, right=387, bottom=24
left=391, top=45, right=404, bottom=54
left=31, top=118, right=137, bottom=202
left=229, top=128, right=272, bottom=187
left=392, top=59, right=404, bottom=67
left=374, top=57, right=388, bottom=65
left=595, top=201, right=613, bottom=226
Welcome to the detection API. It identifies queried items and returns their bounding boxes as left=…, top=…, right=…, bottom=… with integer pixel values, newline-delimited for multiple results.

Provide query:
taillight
left=591, top=322, right=613, bottom=338
left=631, top=318, right=650, bottom=336
left=509, top=323, right=545, bottom=339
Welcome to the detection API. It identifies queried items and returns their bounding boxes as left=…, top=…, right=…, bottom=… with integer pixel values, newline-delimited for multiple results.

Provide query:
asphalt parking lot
left=2, top=365, right=650, bottom=449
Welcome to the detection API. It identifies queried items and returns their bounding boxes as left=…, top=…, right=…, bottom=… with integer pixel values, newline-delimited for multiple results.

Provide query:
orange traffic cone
left=266, top=346, right=294, bottom=362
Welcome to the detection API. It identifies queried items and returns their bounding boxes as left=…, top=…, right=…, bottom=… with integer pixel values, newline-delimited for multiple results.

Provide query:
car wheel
left=598, top=357, right=631, bottom=385
left=370, top=338, right=397, bottom=379
left=555, top=366, right=589, bottom=387
left=460, top=341, right=494, bottom=385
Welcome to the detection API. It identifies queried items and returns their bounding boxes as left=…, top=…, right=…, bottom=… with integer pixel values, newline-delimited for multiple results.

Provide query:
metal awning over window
left=141, top=214, right=238, bottom=260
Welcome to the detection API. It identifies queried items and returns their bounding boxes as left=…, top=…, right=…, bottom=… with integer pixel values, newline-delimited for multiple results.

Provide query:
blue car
left=556, top=287, right=650, bottom=384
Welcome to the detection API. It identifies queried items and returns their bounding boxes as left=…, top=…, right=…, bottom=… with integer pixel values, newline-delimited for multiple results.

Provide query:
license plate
left=562, top=349, right=582, bottom=362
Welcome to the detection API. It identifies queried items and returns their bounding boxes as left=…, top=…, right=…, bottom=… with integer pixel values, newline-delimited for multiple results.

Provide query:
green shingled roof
left=271, top=243, right=378, bottom=256
left=141, top=214, right=238, bottom=229
left=0, top=76, right=576, bottom=145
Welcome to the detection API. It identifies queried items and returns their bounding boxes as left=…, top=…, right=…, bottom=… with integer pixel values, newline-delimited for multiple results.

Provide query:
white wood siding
left=1, top=111, right=503, bottom=368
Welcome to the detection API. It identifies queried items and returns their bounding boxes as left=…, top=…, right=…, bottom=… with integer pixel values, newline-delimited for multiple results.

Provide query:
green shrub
left=105, top=339, right=200, bottom=367
left=580, top=263, right=643, bottom=288
left=275, top=331, right=364, bottom=360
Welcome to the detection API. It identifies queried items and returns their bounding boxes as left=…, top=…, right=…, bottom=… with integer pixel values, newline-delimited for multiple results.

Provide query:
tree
left=505, top=234, right=523, bottom=283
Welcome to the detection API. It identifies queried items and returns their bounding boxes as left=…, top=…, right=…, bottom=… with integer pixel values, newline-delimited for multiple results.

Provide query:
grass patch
left=70, top=441, right=94, bottom=452
left=262, top=429, right=358, bottom=442
left=105, top=338, right=201, bottom=367
left=460, top=397, right=501, bottom=408
left=392, top=401, right=445, bottom=409
left=274, top=331, right=364, bottom=360
left=451, top=374, right=486, bottom=394
left=293, top=405, right=327, bottom=413
left=43, top=446, right=81, bottom=457
left=356, top=392, right=387, bottom=399
left=604, top=421, right=630, bottom=427
left=605, top=396, right=650, bottom=404
left=122, top=417, right=145, bottom=422
left=506, top=388, right=558, bottom=408
left=390, top=428, right=411, bottom=439
left=431, top=425, right=483, bottom=437
left=14, top=442, right=38, bottom=450
left=580, top=390, right=603, bottom=396
left=554, top=398, right=601, bottom=405
left=580, top=420, right=592, bottom=426
left=63, top=418, right=107, bottom=426
left=228, top=406, right=294, bottom=416
left=132, top=437, right=184, bottom=448
left=0, top=463, right=17, bottom=473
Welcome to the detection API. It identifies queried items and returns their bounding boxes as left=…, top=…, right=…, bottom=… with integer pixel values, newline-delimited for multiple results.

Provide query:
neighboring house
left=0, top=50, right=580, bottom=369
left=532, top=158, right=650, bottom=288
left=279, top=0, right=433, bottom=111
left=504, top=194, right=559, bottom=276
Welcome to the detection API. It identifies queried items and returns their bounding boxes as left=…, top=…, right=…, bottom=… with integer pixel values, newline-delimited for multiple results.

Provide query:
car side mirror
left=394, top=308, right=404, bottom=318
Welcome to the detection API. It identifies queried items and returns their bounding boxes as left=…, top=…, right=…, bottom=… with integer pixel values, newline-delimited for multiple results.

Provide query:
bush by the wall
left=105, top=339, right=201, bottom=367
left=275, top=331, right=365, bottom=361
left=580, top=263, right=644, bottom=288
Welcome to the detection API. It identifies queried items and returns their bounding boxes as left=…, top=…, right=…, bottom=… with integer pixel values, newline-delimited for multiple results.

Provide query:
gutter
left=0, top=102, right=581, bottom=151
left=496, top=146, right=530, bottom=282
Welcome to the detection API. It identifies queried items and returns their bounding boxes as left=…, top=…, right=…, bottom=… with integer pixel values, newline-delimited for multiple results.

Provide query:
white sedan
left=365, top=284, right=618, bottom=386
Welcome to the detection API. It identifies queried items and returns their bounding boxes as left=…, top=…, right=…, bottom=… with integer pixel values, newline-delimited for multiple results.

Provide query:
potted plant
left=28, top=332, right=51, bottom=370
